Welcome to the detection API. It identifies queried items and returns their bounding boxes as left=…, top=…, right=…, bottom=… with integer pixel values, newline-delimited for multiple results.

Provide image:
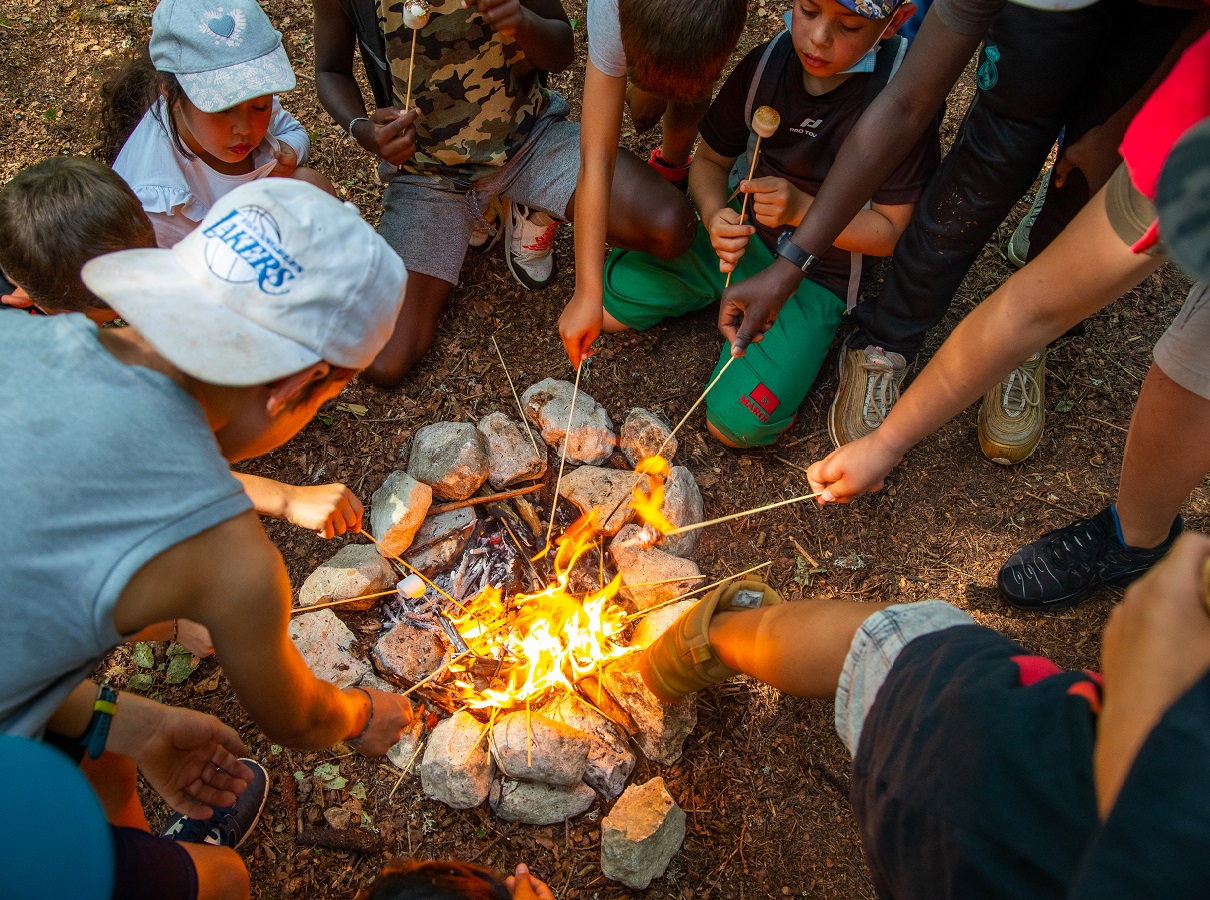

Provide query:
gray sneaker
left=1007, top=167, right=1052, bottom=268
left=828, top=345, right=908, bottom=449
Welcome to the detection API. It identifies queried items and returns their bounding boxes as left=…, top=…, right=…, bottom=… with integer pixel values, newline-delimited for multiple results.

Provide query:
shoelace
left=524, top=220, right=557, bottom=253
left=860, top=356, right=901, bottom=426
left=1000, top=361, right=1042, bottom=416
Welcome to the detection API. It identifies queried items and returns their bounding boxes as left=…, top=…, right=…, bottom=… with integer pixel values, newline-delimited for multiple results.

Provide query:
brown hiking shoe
left=978, top=350, right=1047, bottom=465
left=828, top=346, right=908, bottom=449
left=639, top=579, right=783, bottom=703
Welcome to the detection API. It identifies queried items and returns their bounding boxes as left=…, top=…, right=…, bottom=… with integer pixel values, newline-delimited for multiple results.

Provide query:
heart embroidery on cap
left=209, top=13, right=236, bottom=36
left=199, top=7, right=247, bottom=47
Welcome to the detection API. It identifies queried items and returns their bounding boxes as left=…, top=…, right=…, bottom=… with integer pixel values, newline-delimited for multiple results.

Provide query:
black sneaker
left=998, top=506, right=1182, bottom=611
left=160, top=758, right=269, bottom=850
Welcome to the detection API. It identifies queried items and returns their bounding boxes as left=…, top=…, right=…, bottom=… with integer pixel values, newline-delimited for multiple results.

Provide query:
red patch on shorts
left=749, top=383, right=780, bottom=415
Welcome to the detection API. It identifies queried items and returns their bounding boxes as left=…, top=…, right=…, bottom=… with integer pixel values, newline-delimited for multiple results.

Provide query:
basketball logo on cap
left=200, top=6, right=247, bottom=46
left=202, top=205, right=304, bottom=295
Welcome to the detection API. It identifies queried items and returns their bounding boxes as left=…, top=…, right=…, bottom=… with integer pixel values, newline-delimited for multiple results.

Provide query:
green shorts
left=602, top=220, right=845, bottom=447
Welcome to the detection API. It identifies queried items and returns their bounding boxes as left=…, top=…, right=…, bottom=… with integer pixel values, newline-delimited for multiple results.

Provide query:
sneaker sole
left=999, top=570, right=1141, bottom=612
left=1005, top=238, right=1029, bottom=269
left=505, top=249, right=556, bottom=291
left=232, top=763, right=270, bottom=851
left=826, top=351, right=849, bottom=450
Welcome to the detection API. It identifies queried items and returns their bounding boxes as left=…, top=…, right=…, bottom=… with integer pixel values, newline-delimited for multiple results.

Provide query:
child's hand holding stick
left=725, top=106, right=781, bottom=288
left=352, top=107, right=420, bottom=168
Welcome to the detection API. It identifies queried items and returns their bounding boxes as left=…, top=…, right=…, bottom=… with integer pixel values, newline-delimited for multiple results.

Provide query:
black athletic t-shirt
left=699, top=41, right=940, bottom=299
left=852, top=624, right=1210, bottom=899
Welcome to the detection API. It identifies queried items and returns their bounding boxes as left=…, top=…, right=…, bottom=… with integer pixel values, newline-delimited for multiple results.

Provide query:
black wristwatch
left=776, top=231, right=822, bottom=276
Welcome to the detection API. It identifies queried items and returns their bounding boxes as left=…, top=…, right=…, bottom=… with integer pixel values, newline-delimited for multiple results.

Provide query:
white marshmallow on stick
left=724, top=105, right=782, bottom=287
left=403, top=2, right=430, bottom=110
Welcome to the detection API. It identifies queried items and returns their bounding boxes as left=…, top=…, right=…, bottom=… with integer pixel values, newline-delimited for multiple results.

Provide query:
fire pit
left=289, top=378, right=736, bottom=884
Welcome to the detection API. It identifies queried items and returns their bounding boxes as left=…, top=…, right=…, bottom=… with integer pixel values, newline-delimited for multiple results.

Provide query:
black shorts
left=112, top=826, right=199, bottom=900
left=850, top=625, right=1102, bottom=899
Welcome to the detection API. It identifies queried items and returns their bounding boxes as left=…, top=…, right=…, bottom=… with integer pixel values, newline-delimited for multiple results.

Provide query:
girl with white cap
left=99, top=0, right=333, bottom=247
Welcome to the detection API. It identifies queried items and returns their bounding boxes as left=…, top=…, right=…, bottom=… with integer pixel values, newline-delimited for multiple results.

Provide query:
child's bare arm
left=463, top=0, right=574, bottom=72
left=111, top=510, right=413, bottom=753
left=560, top=60, right=625, bottom=366
left=234, top=472, right=363, bottom=538
left=743, top=178, right=913, bottom=257
left=314, top=0, right=420, bottom=167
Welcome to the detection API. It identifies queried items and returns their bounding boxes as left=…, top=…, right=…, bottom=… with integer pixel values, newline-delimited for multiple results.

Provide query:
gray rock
left=407, top=422, right=490, bottom=501
left=601, top=777, right=687, bottom=889
left=288, top=609, right=370, bottom=689
left=371, top=471, right=433, bottom=558
left=386, top=718, right=427, bottom=774
left=404, top=507, right=477, bottom=576
left=542, top=692, right=636, bottom=800
left=373, top=622, right=448, bottom=684
left=658, top=467, right=704, bottom=558
left=522, top=378, right=616, bottom=466
left=609, top=525, right=702, bottom=610
left=620, top=409, right=676, bottom=468
left=421, top=711, right=494, bottom=809
left=299, top=544, right=396, bottom=610
left=357, top=671, right=399, bottom=694
left=602, top=653, right=697, bottom=766
left=629, top=600, right=696, bottom=652
left=477, top=412, right=547, bottom=489
left=489, top=778, right=596, bottom=825
left=489, top=712, right=590, bottom=787
left=559, top=466, right=647, bottom=536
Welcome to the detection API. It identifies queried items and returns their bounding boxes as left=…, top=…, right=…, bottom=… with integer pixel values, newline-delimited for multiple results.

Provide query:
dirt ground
left=2, top=0, right=1202, bottom=897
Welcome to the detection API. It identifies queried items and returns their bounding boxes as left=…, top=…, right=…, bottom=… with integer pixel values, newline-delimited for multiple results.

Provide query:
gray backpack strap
left=734, top=31, right=793, bottom=192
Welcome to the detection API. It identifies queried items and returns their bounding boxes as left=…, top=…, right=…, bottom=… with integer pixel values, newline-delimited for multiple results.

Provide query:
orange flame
left=448, top=509, right=634, bottom=709
left=628, top=455, right=676, bottom=534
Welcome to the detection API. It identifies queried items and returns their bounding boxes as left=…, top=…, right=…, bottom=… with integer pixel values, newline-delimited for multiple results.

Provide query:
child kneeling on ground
left=601, top=0, right=938, bottom=448
left=102, top=0, right=333, bottom=248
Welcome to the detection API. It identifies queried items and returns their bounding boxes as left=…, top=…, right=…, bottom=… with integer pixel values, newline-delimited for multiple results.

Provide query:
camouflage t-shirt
left=381, top=0, right=551, bottom=187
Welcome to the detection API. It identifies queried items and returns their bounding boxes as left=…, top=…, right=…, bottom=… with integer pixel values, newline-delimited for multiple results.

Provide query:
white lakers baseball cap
left=82, top=180, right=407, bottom=386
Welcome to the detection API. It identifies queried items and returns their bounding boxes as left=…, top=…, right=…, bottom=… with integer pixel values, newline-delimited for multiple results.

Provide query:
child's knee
left=183, top=843, right=250, bottom=900
left=646, top=200, right=697, bottom=259
left=291, top=167, right=337, bottom=197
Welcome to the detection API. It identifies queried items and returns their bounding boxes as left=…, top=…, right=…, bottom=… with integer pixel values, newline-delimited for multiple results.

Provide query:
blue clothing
left=0, top=314, right=251, bottom=737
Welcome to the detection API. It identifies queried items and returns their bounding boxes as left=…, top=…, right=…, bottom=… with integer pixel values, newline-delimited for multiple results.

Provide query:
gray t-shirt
left=586, top=0, right=626, bottom=77
left=0, top=314, right=252, bottom=738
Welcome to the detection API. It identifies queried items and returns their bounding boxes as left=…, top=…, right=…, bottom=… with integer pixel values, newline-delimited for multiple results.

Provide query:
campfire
left=287, top=370, right=811, bottom=884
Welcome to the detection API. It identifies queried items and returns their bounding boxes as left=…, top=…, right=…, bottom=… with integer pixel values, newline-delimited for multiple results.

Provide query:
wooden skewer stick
left=491, top=335, right=544, bottom=461
left=358, top=527, right=475, bottom=617
left=625, top=573, right=708, bottom=589
left=405, top=30, right=418, bottom=110
left=661, top=491, right=823, bottom=538
left=599, top=354, right=740, bottom=530
left=290, top=588, right=399, bottom=615
left=627, top=561, right=772, bottom=621
left=401, top=649, right=473, bottom=697
left=540, top=358, right=584, bottom=555
left=429, top=483, right=544, bottom=515
left=723, top=134, right=765, bottom=290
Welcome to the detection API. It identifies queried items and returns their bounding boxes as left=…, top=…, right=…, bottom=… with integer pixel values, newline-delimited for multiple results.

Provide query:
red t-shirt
left=1120, top=29, right=1210, bottom=251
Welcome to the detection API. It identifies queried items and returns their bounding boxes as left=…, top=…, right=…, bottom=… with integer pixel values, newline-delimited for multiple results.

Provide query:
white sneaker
left=504, top=201, right=558, bottom=290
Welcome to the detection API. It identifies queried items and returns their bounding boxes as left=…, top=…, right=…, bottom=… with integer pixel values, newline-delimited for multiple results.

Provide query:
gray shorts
left=834, top=601, right=975, bottom=756
left=378, top=94, right=580, bottom=285
left=1154, top=280, right=1210, bottom=400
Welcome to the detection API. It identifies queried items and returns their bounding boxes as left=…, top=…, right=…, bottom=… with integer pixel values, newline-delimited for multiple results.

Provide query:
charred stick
left=428, top=483, right=544, bottom=516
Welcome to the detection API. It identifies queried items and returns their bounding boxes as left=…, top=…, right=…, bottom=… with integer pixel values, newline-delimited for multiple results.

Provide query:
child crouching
left=100, top=0, right=333, bottom=247
left=601, top=0, right=939, bottom=448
